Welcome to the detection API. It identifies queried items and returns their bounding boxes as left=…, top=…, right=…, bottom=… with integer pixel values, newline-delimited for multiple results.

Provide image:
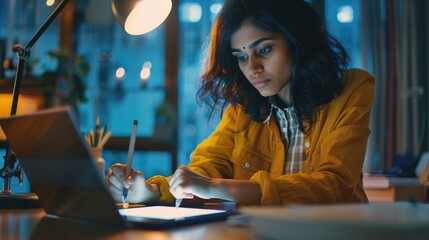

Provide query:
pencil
left=94, top=116, right=100, bottom=147
left=122, top=120, right=138, bottom=203
left=175, top=198, right=182, bottom=209
left=97, top=127, right=105, bottom=147
left=98, top=131, right=111, bottom=148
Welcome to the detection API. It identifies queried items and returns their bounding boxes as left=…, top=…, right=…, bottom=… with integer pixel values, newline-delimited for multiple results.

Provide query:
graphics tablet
left=0, top=106, right=235, bottom=229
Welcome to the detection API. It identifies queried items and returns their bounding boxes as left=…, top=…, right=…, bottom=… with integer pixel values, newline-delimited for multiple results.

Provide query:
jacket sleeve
left=251, top=69, right=375, bottom=205
left=186, top=106, right=244, bottom=178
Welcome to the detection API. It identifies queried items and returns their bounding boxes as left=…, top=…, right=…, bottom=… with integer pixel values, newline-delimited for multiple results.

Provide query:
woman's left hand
left=168, top=166, right=214, bottom=200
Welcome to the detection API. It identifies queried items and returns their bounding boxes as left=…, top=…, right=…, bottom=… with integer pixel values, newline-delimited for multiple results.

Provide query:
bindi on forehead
left=232, top=37, right=273, bottom=52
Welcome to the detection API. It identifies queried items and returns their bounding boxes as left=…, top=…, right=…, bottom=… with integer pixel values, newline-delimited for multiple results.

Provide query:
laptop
left=0, top=106, right=235, bottom=229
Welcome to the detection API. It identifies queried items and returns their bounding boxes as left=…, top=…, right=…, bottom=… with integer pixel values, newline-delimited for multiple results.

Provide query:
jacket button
left=245, top=162, right=251, bottom=168
left=305, top=141, right=310, bottom=148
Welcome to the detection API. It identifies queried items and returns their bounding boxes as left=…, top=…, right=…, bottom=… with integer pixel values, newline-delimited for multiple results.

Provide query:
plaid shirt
left=271, top=103, right=307, bottom=174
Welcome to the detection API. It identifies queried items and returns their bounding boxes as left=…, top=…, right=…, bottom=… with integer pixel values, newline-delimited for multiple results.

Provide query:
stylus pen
left=123, top=120, right=138, bottom=203
left=175, top=198, right=182, bottom=208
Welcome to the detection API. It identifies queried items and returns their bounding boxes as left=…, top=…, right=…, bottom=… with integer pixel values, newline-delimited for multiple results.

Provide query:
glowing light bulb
left=46, top=0, right=55, bottom=7
left=125, top=0, right=172, bottom=35
left=115, top=67, right=125, bottom=80
left=337, top=6, right=354, bottom=23
left=140, top=67, right=151, bottom=81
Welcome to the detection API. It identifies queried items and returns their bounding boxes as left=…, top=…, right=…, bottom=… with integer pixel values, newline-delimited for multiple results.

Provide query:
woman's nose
left=247, top=57, right=263, bottom=76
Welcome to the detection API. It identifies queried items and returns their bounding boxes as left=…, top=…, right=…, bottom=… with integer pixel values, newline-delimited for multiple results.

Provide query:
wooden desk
left=3, top=203, right=429, bottom=240
left=0, top=208, right=253, bottom=240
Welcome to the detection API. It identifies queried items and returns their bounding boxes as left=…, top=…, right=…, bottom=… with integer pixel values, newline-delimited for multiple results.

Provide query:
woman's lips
left=251, top=78, right=270, bottom=89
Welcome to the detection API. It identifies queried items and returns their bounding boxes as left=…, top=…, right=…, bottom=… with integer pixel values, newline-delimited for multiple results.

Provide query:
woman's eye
left=258, top=46, right=272, bottom=55
left=236, top=55, right=248, bottom=62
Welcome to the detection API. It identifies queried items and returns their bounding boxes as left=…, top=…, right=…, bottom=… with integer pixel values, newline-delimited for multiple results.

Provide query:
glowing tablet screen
left=118, top=206, right=226, bottom=220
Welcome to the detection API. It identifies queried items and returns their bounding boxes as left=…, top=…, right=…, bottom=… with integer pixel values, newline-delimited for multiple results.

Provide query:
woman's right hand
left=106, top=163, right=160, bottom=203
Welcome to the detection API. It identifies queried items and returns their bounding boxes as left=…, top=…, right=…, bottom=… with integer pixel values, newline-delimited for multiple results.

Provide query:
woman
left=106, top=0, right=375, bottom=206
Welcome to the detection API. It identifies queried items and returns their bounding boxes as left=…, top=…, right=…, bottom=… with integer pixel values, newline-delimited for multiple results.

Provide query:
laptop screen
left=0, top=107, right=124, bottom=225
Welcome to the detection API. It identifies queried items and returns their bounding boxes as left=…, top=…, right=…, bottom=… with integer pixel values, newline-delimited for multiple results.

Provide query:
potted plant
left=40, top=49, right=89, bottom=107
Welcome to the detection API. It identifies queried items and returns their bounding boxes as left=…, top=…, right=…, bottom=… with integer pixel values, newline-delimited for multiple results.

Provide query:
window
left=178, top=1, right=224, bottom=166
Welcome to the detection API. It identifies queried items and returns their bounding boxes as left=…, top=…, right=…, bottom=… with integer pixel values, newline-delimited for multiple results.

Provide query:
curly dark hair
left=197, top=0, right=349, bottom=131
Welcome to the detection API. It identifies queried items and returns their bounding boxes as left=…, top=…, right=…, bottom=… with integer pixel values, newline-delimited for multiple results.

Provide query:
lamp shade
left=112, top=0, right=172, bottom=35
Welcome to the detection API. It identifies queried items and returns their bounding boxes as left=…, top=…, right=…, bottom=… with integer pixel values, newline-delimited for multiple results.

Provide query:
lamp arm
left=26, top=0, right=69, bottom=50
left=1, top=0, right=70, bottom=193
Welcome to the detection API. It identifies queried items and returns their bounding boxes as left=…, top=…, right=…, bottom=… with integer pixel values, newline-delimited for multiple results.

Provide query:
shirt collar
left=263, top=95, right=294, bottom=123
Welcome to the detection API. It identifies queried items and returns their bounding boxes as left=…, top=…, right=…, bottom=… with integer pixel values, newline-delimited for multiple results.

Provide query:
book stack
left=362, top=174, right=426, bottom=202
left=363, top=174, right=421, bottom=189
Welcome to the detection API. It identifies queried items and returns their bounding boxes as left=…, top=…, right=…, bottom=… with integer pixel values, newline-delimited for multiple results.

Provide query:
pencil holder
left=91, top=147, right=105, bottom=178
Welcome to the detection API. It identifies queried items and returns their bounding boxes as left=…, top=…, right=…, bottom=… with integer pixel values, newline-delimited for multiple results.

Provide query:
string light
left=337, top=6, right=354, bottom=23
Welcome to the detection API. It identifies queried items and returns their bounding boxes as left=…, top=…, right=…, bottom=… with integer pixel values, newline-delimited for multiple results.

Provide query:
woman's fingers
left=105, top=164, right=125, bottom=201
left=106, top=163, right=143, bottom=201
left=106, top=163, right=156, bottom=203
left=111, top=164, right=126, bottom=178
left=170, top=184, right=194, bottom=199
left=169, top=166, right=192, bottom=198
left=168, top=166, right=212, bottom=199
left=127, top=170, right=145, bottom=190
left=169, top=166, right=185, bottom=189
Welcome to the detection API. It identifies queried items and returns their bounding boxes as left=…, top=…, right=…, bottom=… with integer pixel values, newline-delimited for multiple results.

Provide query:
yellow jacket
left=149, top=68, right=375, bottom=205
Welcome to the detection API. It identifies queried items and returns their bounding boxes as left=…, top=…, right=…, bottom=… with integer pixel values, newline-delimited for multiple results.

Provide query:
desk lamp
left=112, top=0, right=172, bottom=35
left=0, top=0, right=70, bottom=208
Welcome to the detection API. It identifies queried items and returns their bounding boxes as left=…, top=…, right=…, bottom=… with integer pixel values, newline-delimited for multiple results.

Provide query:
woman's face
left=231, top=23, right=293, bottom=103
